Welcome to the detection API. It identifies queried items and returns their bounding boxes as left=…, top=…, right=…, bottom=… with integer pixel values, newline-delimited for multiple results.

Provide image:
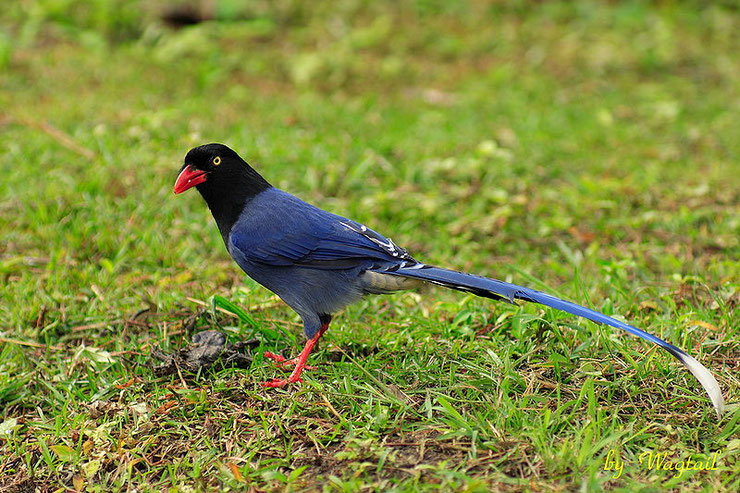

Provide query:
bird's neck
left=199, top=166, right=272, bottom=241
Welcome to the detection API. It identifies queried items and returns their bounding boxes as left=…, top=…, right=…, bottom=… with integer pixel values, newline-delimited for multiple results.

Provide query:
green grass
left=1, top=1, right=738, bottom=491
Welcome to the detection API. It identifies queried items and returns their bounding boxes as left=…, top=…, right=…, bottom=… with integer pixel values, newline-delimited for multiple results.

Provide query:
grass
left=1, top=0, right=738, bottom=491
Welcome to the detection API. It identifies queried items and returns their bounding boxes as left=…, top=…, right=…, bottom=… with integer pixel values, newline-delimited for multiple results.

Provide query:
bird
left=173, top=143, right=724, bottom=415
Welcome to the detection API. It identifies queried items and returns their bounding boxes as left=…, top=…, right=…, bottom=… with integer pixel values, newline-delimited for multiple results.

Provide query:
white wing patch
left=340, top=221, right=415, bottom=261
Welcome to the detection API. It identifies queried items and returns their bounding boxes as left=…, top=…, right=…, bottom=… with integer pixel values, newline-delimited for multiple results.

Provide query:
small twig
left=186, top=297, right=210, bottom=307
left=263, top=318, right=302, bottom=328
left=35, top=307, right=47, bottom=329
left=175, top=362, right=189, bottom=389
left=320, top=394, right=344, bottom=422
left=242, top=300, right=283, bottom=313
left=0, top=337, right=65, bottom=351
left=71, top=321, right=117, bottom=332
left=111, top=350, right=143, bottom=357
left=90, top=284, right=106, bottom=304
left=6, top=116, right=97, bottom=161
left=186, top=297, right=239, bottom=318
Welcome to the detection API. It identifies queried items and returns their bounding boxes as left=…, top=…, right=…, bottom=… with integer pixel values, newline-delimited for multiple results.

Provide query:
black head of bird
left=174, top=143, right=272, bottom=239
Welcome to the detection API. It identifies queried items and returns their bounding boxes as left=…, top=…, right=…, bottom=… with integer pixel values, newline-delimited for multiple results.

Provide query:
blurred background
left=2, top=0, right=737, bottom=317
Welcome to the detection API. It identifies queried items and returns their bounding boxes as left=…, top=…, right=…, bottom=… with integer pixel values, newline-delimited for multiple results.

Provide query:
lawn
left=1, top=1, right=738, bottom=491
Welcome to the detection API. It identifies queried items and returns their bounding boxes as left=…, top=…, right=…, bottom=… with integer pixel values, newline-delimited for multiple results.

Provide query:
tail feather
left=382, top=264, right=724, bottom=416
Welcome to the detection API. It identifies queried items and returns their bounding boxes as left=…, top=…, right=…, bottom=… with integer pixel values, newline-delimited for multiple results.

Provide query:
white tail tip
left=675, top=351, right=725, bottom=417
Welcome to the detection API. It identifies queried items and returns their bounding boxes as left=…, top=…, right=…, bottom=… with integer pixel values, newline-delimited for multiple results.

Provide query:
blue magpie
left=174, top=143, right=724, bottom=415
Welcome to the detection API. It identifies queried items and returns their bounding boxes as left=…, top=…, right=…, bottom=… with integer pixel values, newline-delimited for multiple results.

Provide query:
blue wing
left=229, top=189, right=414, bottom=270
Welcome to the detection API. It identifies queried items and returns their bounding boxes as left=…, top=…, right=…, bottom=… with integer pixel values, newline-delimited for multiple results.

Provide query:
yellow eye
left=213, top=156, right=221, bottom=166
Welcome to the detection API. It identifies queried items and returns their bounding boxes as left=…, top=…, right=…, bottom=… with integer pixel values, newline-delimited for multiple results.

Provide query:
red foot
left=263, top=351, right=287, bottom=364
left=263, top=351, right=315, bottom=370
left=259, top=323, right=328, bottom=389
left=259, top=377, right=303, bottom=388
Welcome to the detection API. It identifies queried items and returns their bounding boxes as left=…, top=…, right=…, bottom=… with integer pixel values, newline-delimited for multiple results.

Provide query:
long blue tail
left=381, top=263, right=724, bottom=415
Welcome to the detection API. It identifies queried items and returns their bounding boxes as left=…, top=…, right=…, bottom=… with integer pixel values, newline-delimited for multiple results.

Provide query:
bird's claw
left=263, top=351, right=315, bottom=370
left=263, top=351, right=287, bottom=364
left=259, top=377, right=303, bottom=388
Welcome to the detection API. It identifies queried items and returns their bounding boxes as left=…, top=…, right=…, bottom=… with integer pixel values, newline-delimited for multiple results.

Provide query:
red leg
left=260, top=324, right=328, bottom=388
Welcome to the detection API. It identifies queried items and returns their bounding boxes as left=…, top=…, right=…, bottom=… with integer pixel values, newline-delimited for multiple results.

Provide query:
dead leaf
left=228, top=462, right=244, bottom=482
left=687, top=320, right=719, bottom=331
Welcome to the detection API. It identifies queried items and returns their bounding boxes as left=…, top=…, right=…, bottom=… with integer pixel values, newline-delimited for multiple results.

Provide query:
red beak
left=173, top=165, right=208, bottom=194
